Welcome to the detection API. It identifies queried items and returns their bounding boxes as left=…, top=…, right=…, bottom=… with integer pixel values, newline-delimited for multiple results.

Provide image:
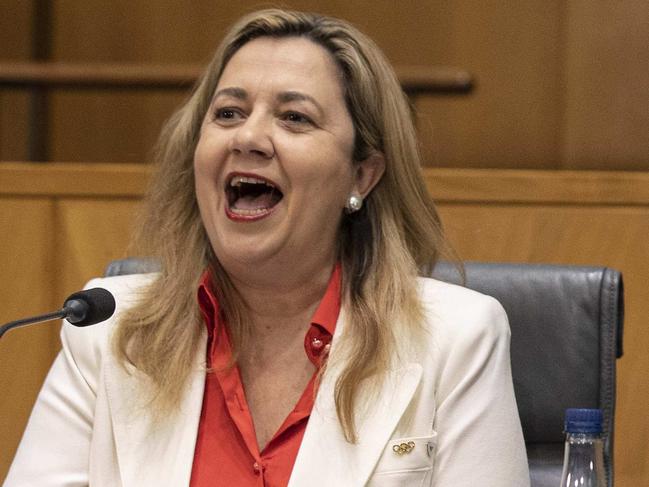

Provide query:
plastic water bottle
left=559, top=408, right=606, bottom=487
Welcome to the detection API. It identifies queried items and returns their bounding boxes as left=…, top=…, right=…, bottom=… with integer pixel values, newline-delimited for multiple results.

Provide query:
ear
left=352, top=151, right=386, bottom=198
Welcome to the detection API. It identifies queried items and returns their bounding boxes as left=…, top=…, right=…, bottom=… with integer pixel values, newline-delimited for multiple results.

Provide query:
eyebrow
left=212, top=87, right=247, bottom=101
left=212, top=87, right=324, bottom=117
left=277, top=91, right=324, bottom=117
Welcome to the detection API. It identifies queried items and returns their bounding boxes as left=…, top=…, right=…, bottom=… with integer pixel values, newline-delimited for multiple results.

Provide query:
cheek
left=294, top=166, right=353, bottom=217
left=194, top=136, right=214, bottom=176
left=287, top=140, right=355, bottom=193
left=318, top=158, right=355, bottom=193
left=193, top=138, right=228, bottom=197
left=194, top=125, right=230, bottom=169
left=193, top=154, right=210, bottom=204
left=193, top=146, right=223, bottom=218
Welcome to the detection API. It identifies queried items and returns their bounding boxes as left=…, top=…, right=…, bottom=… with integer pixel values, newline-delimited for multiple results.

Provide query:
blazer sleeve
left=430, top=293, right=530, bottom=487
left=3, top=281, right=108, bottom=487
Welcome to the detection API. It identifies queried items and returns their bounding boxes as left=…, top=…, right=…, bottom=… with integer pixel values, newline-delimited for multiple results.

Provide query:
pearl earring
left=346, top=193, right=363, bottom=213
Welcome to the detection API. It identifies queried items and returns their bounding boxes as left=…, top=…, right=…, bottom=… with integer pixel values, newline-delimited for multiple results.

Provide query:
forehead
left=216, top=36, right=345, bottom=100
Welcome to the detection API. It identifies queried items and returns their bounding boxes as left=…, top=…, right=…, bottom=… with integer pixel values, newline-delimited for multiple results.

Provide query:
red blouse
left=189, top=265, right=341, bottom=487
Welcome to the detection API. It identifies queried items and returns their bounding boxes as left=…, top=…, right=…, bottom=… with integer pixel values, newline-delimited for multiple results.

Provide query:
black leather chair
left=104, top=259, right=624, bottom=487
left=432, top=262, right=624, bottom=487
left=104, top=257, right=161, bottom=277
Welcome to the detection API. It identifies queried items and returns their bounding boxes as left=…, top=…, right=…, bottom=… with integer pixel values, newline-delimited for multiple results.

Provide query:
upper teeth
left=230, top=175, right=275, bottom=188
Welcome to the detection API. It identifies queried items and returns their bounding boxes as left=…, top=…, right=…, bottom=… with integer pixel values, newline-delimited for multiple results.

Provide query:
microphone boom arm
left=0, top=287, right=115, bottom=339
left=0, top=308, right=67, bottom=339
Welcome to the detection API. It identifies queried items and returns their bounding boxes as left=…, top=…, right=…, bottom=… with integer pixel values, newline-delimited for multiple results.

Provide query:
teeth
left=229, top=207, right=271, bottom=216
left=229, top=175, right=275, bottom=188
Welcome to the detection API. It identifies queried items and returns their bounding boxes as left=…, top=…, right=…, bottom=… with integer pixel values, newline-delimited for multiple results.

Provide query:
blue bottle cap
left=564, top=408, right=603, bottom=434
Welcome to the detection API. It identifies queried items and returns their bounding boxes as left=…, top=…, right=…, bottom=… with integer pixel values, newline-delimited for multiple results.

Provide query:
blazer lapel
left=103, top=314, right=422, bottom=487
left=288, top=311, right=423, bottom=487
left=105, top=332, right=207, bottom=487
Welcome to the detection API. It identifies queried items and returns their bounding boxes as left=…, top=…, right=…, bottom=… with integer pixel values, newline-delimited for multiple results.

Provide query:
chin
left=211, top=235, right=284, bottom=272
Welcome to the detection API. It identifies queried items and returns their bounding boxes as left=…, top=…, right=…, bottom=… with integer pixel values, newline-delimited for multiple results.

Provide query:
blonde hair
left=114, top=8, right=449, bottom=442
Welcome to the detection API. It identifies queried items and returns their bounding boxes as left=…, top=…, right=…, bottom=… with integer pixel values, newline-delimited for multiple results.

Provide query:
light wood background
left=2, top=1, right=648, bottom=170
left=0, top=164, right=144, bottom=481
left=1, top=163, right=647, bottom=485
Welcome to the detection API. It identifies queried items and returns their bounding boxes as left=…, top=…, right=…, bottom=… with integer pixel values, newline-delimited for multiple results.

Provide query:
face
left=194, top=36, right=376, bottom=278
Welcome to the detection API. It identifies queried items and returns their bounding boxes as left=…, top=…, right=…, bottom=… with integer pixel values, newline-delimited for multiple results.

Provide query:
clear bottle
left=559, top=408, right=606, bottom=487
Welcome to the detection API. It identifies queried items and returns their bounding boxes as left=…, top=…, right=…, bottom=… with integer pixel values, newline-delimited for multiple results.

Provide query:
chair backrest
left=104, top=258, right=624, bottom=486
left=432, top=262, right=624, bottom=487
left=104, top=257, right=160, bottom=277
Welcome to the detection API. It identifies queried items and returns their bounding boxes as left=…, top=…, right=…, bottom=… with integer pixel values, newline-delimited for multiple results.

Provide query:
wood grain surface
left=2, top=1, right=647, bottom=169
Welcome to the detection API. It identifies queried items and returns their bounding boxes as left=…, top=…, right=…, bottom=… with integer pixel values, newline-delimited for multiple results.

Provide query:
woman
left=5, top=9, right=529, bottom=487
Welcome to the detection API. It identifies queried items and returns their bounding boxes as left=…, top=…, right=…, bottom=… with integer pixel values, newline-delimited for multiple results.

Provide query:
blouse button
left=311, top=337, right=324, bottom=350
left=252, top=462, right=261, bottom=474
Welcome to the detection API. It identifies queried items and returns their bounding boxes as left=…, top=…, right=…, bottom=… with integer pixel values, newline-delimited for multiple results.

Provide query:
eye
left=281, top=111, right=313, bottom=126
left=214, top=107, right=244, bottom=123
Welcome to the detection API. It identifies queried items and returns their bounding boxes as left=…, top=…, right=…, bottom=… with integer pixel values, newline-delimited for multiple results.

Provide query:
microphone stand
left=1, top=288, right=114, bottom=339
left=0, top=309, right=67, bottom=339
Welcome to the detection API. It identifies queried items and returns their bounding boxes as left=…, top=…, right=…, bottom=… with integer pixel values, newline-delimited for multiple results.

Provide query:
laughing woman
left=5, top=9, right=529, bottom=487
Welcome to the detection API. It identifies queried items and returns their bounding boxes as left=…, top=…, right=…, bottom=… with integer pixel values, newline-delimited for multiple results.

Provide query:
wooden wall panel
left=46, top=0, right=568, bottom=168
left=0, top=198, right=58, bottom=478
left=49, top=90, right=185, bottom=163
left=0, top=91, right=31, bottom=161
left=1, top=1, right=33, bottom=60
left=50, top=0, right=445, bottom=64
left=3, top=2, right=648, bottom=168
left=0, top=1, right=33, bottom=160
left=0, top=164, right=142, bottom=481
left=47, top=0, right=455, bottom=163
left=417, top=0, right=565, bottom=169
left=562, top=0, right=649, bottom=170
left=56, top=198, right=140, bottom=300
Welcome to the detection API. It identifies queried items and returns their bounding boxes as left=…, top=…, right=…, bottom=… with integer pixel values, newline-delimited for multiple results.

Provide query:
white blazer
left=4, top=273, right=530, bottom=487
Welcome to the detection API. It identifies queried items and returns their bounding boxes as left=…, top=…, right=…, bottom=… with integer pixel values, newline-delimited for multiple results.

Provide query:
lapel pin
left=392, top=441, right=416, bottom=455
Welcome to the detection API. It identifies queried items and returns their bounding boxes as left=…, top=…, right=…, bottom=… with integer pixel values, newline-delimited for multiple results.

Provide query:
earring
left=345, top=193, right=363, bottom=213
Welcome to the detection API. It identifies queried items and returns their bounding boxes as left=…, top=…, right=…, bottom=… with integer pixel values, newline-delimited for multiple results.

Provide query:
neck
left=225, top=253, right=336, bottom=333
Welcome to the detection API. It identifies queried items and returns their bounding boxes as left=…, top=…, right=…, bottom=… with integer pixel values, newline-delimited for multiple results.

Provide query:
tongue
left=233, top=192, right=276, bottom=210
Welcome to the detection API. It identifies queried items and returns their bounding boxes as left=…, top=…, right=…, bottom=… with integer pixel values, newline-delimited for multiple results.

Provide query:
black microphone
left=0, top=288, right=116, bottom=339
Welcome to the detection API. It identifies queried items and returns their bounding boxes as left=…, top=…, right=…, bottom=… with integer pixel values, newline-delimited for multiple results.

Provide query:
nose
left=230, top=113, right=274, bottom=159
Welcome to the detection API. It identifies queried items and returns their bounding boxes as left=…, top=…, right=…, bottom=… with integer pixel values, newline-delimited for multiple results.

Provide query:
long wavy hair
left=114, top=8, right=450, bottom=442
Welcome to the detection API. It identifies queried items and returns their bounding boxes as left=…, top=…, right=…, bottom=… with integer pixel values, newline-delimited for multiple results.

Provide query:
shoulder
left=416, top=277, right=514, bottom=409
left=60, top=273, right=158, bottom=389
left=414, top=278, right=529, bottom=485
left=415, top=276, right=510, bottom=354
left=417, top=276, right=509, bottom=329
left=83, top=272, right=159, bottom=310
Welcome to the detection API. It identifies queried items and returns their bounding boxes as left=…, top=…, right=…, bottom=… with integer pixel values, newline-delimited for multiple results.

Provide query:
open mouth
left=225, top=174, right=283, bottom=220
